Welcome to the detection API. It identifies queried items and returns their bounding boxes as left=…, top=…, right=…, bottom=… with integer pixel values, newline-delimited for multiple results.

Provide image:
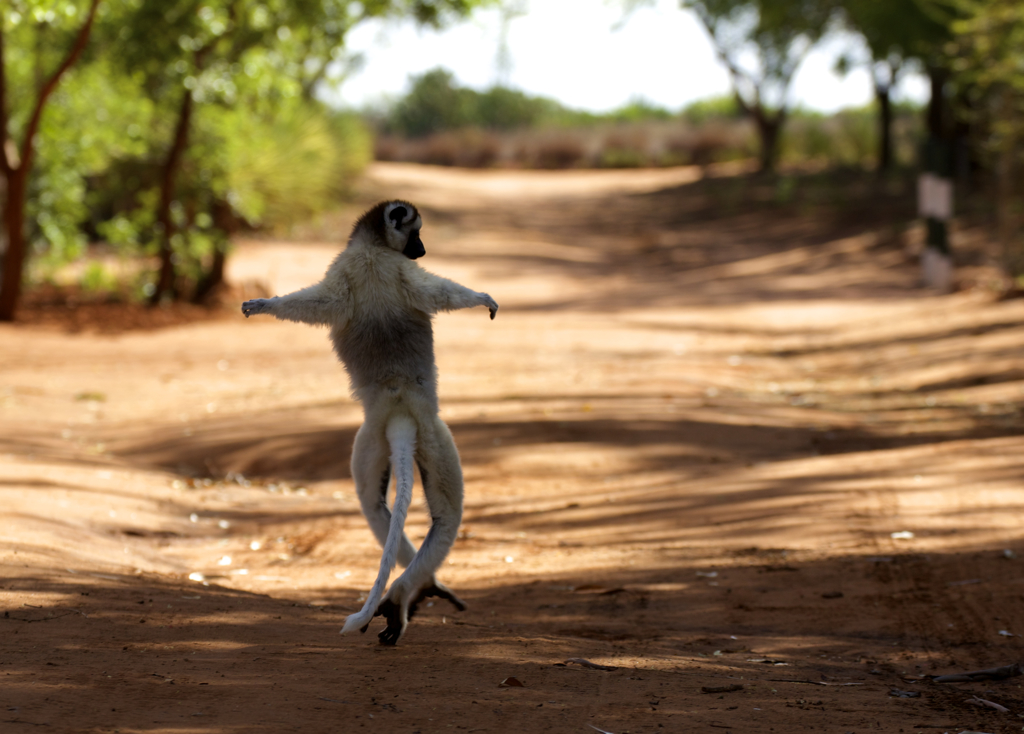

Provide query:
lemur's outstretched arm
left=404, top=269, right=498, bottom=319
left=242, top=281, right=352, bottom=327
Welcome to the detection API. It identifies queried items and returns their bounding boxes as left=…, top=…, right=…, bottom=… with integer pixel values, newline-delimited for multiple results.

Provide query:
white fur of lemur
left=241, top=200, right=496, bottom=646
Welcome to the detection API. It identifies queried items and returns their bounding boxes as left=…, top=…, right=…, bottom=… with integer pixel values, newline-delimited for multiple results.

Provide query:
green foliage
left=388, top=68, right=478, bottom=136
left=1, top=0, right=489, bottom=309
left=216, top=103, right=372, bottom=230
left=949, top=0, right=1024, bottom=274
left=838, top=0, right=950, bottom=70
left=605, top=99, right=675, bottom=123
left=950, top=0, right=1024, bottom=103
left=475, top=85, right=569, bottom=129
left=381, top=59, right=928, bottom=173
left=80, top=261, right=119, bottom=293
left=379, top=68, right=922, bottom=172
left=384, top=68, right=680, bottom=138
left=22, top=52, right=156, bottom=278
left=778, top=104, right=922, bottom=168
left=1, top=1, right=99, bottom=131
left=386, top=68, right=587, bottom=136
left=683, top=0, right=838, bottom=113
left=599, top=147, right=649, bottom=168
left=93, top=96, right=372, bottom=297
left=682, top=95, right=743, bottom=124
left=675, top=0, right=844, bottom=171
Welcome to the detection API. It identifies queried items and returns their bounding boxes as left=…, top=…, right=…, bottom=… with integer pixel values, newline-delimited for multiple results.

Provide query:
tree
left=110, top=0, right=329, bottom=304
left=109, top=0, right=491, bottom=305
left=0, top=0, right=101, bottom=322
left=0, top=0, right=493, bottom=318
left=683, top=0, right=838, bottom=172
left=838, top=0, right=950, bottom=172
left=950, top=0, right=1024, bottom=278
left=389, top=68, right=477, bottom=137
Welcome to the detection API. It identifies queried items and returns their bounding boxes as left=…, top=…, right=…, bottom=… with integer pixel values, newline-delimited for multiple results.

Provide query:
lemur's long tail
left=341, top=414, right=417, bottom=635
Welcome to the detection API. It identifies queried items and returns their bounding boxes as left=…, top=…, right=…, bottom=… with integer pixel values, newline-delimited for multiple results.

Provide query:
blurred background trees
left=950, top=0, right=1024, bottom=277
left=0, top=0, right=101, bottom=321
left=102, top=0, right=375, bottom=304
left=836, top=0, right=951, bottom=174
left=0, top=0, right=484, bottom=320
left=0, top=0, right=1022, bottom=321
left=683, top=0, right=837, bottom=173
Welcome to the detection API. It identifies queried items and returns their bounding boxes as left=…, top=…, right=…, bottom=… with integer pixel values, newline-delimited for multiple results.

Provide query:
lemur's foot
left=370, top=580, right=467, bottom=646
left=409, top=581, right=467, bottom=620
left=375, top=598, right=406, bottom=646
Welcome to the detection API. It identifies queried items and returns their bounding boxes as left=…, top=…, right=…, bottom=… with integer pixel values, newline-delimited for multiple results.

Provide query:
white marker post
left=919, top=140, right=954, bottom=292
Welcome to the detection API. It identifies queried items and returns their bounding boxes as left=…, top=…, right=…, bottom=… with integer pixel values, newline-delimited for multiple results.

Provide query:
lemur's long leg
left=411, top=419, right=465, bottom=602
left=342, top=415, right=417, bottom=638
left=351, top=421, right=417, bottom=568
left=377, top=417, right=465, bottom=643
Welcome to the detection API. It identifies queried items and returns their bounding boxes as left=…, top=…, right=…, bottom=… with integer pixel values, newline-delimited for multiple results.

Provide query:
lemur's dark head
left=351, top=199, right=425, bottom=259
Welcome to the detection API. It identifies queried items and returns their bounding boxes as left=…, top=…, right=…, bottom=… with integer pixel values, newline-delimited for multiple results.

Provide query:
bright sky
left=329, top=0, right=929, bottom=114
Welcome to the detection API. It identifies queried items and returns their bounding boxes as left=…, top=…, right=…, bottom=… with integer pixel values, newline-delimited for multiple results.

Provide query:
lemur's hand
left=241, top=297, right=275, bottom=318
left=480, top=293, right=498, bottom=320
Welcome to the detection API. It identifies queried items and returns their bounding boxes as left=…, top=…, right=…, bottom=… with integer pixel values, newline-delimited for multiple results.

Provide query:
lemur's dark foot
left=368, top=581, right=466, bottom=646
left=375, top=598, right=405, bottom=646
left=408, top=581, right=467, bottom=621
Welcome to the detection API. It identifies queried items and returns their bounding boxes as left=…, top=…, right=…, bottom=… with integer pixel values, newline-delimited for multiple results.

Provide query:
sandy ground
left=2, top=162, right=1024, bottom=734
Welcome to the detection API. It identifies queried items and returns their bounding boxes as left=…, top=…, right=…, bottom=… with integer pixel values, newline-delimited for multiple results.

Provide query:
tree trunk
left=876, top=83, right=893, bottom=173
left=0, top=169, right=26, bottom=321
left=191, top=198, right=235, bottom=304
left=150, top=86, right=196, bottom=305
left=927, top=67, right=947, bottom=140
left=192, top=241, right=225, bottom=304
left=0, top=0, right=101, bottom=322
left=754, top=109, right=783, bottom=174
left=995, top=89, right=1022, bottom=277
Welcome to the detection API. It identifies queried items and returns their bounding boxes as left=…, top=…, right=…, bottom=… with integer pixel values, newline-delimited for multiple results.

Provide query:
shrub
left=530, top=134, right=590, bottom=169
left=388, top=69, right=478, bottom=138
left=682, top=95, right=743, bottom=125
left=371, top=70, right=915, bottom=173
left=219, top=105, right=372, bottom=230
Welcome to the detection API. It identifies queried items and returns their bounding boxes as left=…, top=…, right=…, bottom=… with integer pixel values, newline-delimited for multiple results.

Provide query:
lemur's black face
left=403, top=229, right=425, bottom=260
left=387, top=205, right=425, bottom=260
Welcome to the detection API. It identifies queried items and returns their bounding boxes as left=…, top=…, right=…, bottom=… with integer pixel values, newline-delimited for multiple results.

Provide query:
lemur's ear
left=388, top=206, right=408, bottom=228
left=376, top=200, right=423, bottom=256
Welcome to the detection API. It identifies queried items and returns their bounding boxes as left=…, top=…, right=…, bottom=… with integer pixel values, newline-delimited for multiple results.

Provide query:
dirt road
left=2, top=163, right=1024, bottom=733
